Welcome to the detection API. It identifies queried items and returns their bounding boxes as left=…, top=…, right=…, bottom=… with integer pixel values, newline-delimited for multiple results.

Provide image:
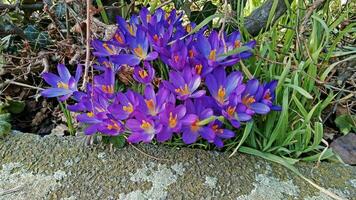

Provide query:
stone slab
left=0, top=132, right=355, bottom=200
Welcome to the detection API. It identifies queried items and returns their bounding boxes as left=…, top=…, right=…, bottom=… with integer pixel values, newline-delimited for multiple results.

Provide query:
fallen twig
left=1, top=80, right=44, bottom=91
left=130, top=144, right=172, bottom=162
left=81, top=0, right=92, bottom=90
left=0, top=185, right=24, bottom=196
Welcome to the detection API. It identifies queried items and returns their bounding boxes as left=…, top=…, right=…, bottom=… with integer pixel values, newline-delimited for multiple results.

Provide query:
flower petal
left=41, top=88, right=72, bottom=98
left=111, top=54, right=141, bottom=66
left=57, top=64, right=71, bottom=82
left=42, top=73, right=61, bottom=87
left=250, top=102, right=270, bottom=114
left=182, top=129, right=199, bottom=144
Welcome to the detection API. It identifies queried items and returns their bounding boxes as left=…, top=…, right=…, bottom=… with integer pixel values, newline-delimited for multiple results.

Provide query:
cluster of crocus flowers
left=41, top=7, right=281, bottom=148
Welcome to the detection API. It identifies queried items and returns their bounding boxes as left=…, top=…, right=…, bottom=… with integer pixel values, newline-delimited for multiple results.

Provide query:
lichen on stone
left=0, top=162, right=60, bottom=200
left=204, top=176, right=217, bottom=189
left=120, top=162, right=185, bottom=200
left=236, top=173, right=300, bottom=200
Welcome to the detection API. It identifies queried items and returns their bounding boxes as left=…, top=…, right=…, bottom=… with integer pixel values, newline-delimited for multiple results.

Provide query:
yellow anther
left=57, top=81, right=69, bottom=89
left=123, top=103, right=134, bottom=114
left=217, top=86, right=226, bottom=104
left=208, top=49, right=216, bottom=61
left=140, top=120, right=152, bottom=130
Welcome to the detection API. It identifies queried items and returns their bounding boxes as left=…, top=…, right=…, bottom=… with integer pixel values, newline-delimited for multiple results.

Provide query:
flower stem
left=59, top=101, right=75, bottom=136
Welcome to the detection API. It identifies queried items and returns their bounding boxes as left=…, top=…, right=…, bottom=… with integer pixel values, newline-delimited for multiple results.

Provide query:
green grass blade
left=285, top=84, right=313, bottom=99
left=229, top=121, right=254, bottom=157
left=96, top=0, right=109, bottom=24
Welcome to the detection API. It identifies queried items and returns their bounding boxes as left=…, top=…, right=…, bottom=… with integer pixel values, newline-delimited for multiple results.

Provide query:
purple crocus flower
left=205, top=68, right=243, bottom=107
left=108, top=28, right=127, bottom=47
left=94, top=57, right=121, bottom=72
left=96, top=116, right=125, bottom=136
left=75, top=92, right=112, bottom=135
left=164, top=68, right=205, bottom=100
left=256, top=80, right=281, bottom=111
left=238, top=79, right=271, bottom=115
left=157, top=103, right=186, bottom=142
left=189, top=58, right=212, bottom=78
left=222, top=94, right=252, bottom=128
left=94, top=67, right=115, bottom=98
left=208, top=121, right=235, bottom=148
left=126, top=113, right=163, bottom=143
left=116, top=15, right=139, bottom=37
left=226, top=31, right=256, bottom=61
left=108, top=90, right=140, bottom=120
left=133, top=62, right=155, bottom=84
left=166, top=40, right=187, bottom=71
left=195, top=31, right=239, bottom=68
left=41, top=64, right=82, bottom=101
left=181, top=98, right=215, bottom=144
left=111, top=27, right=158, bottom=66
left=92, top=39, right=121, bottom=57
left=138, top=84, right=171, bottom=117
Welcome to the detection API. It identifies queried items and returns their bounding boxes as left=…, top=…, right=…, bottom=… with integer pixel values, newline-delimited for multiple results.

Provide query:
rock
left=0, top=132, right=355, bottom=200
left=331, top=133, right=356, bottom=165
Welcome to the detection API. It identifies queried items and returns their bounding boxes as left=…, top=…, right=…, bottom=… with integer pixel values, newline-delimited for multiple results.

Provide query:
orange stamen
left=175, top=84, right=190, bottom=96
left=103, top=43, right=115, bottom=54
left=264, top=90, right=272, bottom=101
left=168, top=112, right=178, bottom=128
left=185, top=24, right=192, bottom=33
left=173, top=55, right=179, bottom=63
left=227, top=106, right=235, bottom=117
left=126, top=24, right=135, bottom=36
left=242, top=95, right=256, bottom=107
left=146, top=14, right=151, bottom=22
left=212, top=124, right=223, bottom=134
left=138, top=69, right=148, bottom=78
left=208, top=49, right=216, bottom=61
left=234, top=40, right=241, bottom=48
left=217, top=86, right=226, bottom=104
left=189, top=49, right=195, bottom=58
left=153, top=34, right=159, bottom=42
left=115, top=34, right=124, bottom=44
left=195, top=64, right=202, bottom=75
left=134, top=45, right=145, bottom=59
left=87, top=112, right=94, bottom=117
left=145, top=99, right=156, bottom=115
left=190, top=120, right=200, bottom=132
left=101, top=85, right=114, bottom=94
left=107, top=120, right=121, bottom=131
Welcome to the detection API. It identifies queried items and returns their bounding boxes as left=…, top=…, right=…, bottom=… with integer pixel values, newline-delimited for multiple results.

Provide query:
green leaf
left=55, top=3, right=66, bottom=20
left=0, top=113, right=11, bottom=139
left=102, top=135, right=126, bottom=148
left=219, top=46, right=251, bottom=57
left=335, top=114, right=356, bottom=135
left=96, top=0, right=109, bottom=24
left=285, top=84, right=313, bottom=99
left=6, top=100, right=25, bottom=114
left=0, top=113, right=10, bottom=122
left=24, top=25, right=50, bottom=49
left=229, top=121, right=254, bottom=157
left=173, top=0, right=184, bottom=9
left=189, top=1, right=217, bottom=26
